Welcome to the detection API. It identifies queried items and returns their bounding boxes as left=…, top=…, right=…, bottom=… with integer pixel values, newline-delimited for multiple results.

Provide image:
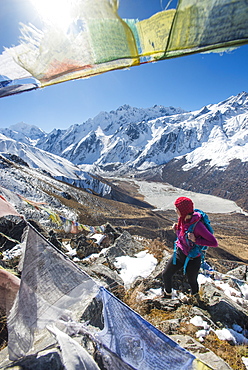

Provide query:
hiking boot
left=190, top=293, right=208, bottom=308
left=179, top=292, right=201, bottom=305
left=163, top=291, right=172, bottom=299
left=178, top=293, right=192, bottom=304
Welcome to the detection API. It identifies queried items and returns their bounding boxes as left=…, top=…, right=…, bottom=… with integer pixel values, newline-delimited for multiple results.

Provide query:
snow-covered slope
left=0, top=133, right=111, bottom=197
left=4, top=93, right=247, bottom=174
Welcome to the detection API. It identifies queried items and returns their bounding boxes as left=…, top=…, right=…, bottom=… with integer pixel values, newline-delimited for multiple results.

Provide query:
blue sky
left=0, top=0, right=248, bottom=133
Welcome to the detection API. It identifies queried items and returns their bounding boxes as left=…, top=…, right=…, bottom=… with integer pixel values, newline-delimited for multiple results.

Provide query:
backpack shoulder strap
left=186, top=219, right=199, bottom=234
left=194, top=208, right=214, bottom=234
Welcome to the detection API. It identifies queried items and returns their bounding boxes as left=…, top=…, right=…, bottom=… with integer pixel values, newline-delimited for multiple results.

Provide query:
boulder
left=226, top=265, right=248, bottom=282
left=0, top=217, right=26, bottom=250
left=71, top=234, right=101, bottom=259
left=104, top=223, right=122, bottom=243
left=81, top=296, right=104, bottom=330
left=200, top=282, right=248, bottom=328
left=105, top=230, right=144, bottom=264
left=80, top=262, right=125, bottom=299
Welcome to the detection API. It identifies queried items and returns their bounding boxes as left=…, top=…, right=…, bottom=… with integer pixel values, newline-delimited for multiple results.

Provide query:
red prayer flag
left=0, top=195, right=21, bottom=218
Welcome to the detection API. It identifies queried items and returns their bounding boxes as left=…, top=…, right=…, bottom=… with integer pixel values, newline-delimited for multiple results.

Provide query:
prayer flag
left=0, top=195, right=21, bottom=218
left=165, top=0, right=248, bottom=57
left=7, top=226, right=99, bottom=360
left=96, top=287, right=195, bottom=370
left=0, top=269, right=20, bottom=315
left=1, top=0, right=248, bottom=97
left=47, top=325, right=101, bottom=370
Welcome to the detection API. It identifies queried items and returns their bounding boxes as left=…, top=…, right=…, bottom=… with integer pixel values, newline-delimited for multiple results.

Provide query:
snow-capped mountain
left=5, top=104, right=187, bottom=168
left=0, top=133, right=112, bottom=197
left=0, top=122, right=46, bottom=146
left=4, top=93, right=247, bottom=173
left=1, top=92, right=248, bottom=210
left=35, top=104, right=185, bottom=157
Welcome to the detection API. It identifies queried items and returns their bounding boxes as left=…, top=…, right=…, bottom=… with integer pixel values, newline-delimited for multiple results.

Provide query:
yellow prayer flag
left=137, top=10, right=176, bottom=59
left=193, top=358, right=214, bottom=370
left=165, top=0, right=248, bottom=57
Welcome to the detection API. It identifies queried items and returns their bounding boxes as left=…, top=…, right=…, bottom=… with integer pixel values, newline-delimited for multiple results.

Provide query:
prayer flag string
left=0, top=186, right=105, bottom=234
left=18, top=194, right=106, bottom=234
left=1, top=0, right=248, bottom=97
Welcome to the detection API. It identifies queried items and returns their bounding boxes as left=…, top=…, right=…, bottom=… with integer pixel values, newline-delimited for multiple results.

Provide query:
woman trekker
left=162, top=196, right=218, bottom=300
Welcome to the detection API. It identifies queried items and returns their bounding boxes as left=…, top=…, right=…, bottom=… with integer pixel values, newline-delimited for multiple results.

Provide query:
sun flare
left=30, top=0, right=73, bottom=29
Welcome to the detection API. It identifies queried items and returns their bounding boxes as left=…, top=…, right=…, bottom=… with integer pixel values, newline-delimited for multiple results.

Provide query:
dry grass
left=123, top=283, right=149, bottom=316
left=145, top=238, right=170, bottom=262
left=215, top=234, right=248, bottom=262
left=146, top=309, right=247, bottom=370
left=143, top=308, right=175, bottom=332
left=124, top=283, right=247, bottom=370
left=203, top=333, right=247, bottom=370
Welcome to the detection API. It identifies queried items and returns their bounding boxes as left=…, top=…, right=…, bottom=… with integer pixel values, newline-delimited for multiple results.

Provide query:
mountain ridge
left=2, top=92, right=247, bottom=169
left=0, top=91, right=247, bottom=210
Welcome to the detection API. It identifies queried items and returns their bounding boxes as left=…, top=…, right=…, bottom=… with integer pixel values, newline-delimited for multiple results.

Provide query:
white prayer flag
left=7, top=226, right=99, bottom=360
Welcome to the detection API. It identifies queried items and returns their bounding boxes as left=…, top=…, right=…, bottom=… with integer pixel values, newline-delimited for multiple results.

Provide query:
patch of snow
left=214, top=280, right=241, bottom=299
left=89, top=234, right=106, bottom=245
left=242, top=357, right=248, bottom=370
left=196, top=329, right=209, bottom=342
left=2, top=243, right=23, bottom=260
left=114, top=250, right=157, bottom=288
left=190, top=316, right=210, bottom=330
left=215, top=328, right=248, bottom=345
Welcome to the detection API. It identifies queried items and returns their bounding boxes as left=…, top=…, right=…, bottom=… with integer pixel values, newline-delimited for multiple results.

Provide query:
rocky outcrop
left=226, top=265, right=248, bottom=282
left=200, top=282, right=248, bottom=328
left=105, top=230, right=145, bottom=264
left=0, top=217, right=26, bottom=250
left=72, top=234, right=101, bottom=259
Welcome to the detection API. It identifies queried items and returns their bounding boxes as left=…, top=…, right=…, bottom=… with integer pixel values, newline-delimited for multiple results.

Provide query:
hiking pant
left=162, top=248, right=201, bottom=295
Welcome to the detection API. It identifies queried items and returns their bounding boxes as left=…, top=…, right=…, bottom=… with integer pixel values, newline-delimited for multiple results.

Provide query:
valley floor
left=109, top=177, right=246, bottom=214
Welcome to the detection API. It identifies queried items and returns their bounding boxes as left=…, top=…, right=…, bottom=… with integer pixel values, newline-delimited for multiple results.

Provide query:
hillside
left=0, top=154, right=247, bottom=266
left=0, top=154, right=171, bottom=237
left=0, top=154, right=248, bottom=369
left=0, top=189, right=248, bottom=369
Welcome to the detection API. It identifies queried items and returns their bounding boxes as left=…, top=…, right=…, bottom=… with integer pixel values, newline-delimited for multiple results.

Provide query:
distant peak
left=230, top=91, right=248, bottom=102
left=238, top=91, right=247, bottom=97
left=9, top=122, right=30, bottom=129
left=9, top=122, right=44, bottom=132
left=117, top=104, right=132, bottom=110
left=8, top=122, right=46, bottom=140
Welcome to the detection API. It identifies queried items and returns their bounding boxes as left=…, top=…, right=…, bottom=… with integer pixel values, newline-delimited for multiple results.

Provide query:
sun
left=30, top=0, right=73, bottom=29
